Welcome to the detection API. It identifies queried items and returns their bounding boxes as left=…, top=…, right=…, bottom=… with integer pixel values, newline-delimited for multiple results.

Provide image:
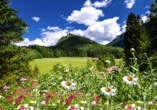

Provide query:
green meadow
left=29, top=57, right=123, bottom=74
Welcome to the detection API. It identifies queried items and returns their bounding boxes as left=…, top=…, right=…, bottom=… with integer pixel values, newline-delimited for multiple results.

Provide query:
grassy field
left=29, top=57, right=124, bottom=74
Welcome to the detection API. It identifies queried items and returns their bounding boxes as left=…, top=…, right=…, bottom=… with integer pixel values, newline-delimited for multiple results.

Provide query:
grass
left=0, top=52, right=157, bottom=110
left=29, top=57, right=124, bottom=74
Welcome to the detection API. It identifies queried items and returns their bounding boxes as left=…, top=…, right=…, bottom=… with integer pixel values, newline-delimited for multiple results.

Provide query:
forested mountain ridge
left=106, top=18, right=157, bottom=51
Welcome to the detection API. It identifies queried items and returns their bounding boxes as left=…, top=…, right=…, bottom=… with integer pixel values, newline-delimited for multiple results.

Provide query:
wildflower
left=131, top=104, right=135, bottom=108
left=137, top=101, right=143, bottom=104
left=0, top=95, right=3, bottom=99
left=147, top=101, right=154, bottom=105
left=91, top=101, right=96, bottom=105
left=130, top=48, right=135, bottom=53
left=31, top=81, right=34, bottom=83
left=100, top=85, right=116, bottom=97
left=41, top=101, right=46, bottom=105
left=23, top=104, right=28, bottom=108
left=30, top=100, right=36, bottom=104
left=17, top=105, right=21, bottom=109
left=3, top=86, right=10, bottom=89
left=29, top=106, right=34, bottom=110
left=81, top=101, right=87, bottom=104
left=59, top=76, right=63, bottom=80
left=18, top=87, right=21, bottom=89
left=105, top=101, right=109, bottom=106
left=137, top=106, right=143, bottom=110
left=20, top=77, right=28, bottom=82
left=123, top=74, right=138, bottom=86
left=52, top=103, right=55, bottom=106
left=74, top=104, right=78, bottom=108
left=61, top=80, right=76, bottom=91
left=80, top=107, right=85, bottom=110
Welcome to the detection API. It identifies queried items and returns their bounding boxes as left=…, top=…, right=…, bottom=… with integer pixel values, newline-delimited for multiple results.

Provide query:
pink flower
left=18, top=87, right=21, bottom=89
left=147, top=101, right=154, bottom=105
left=53, top=92, right=58, bottom=95
left=96, top=95, right=100, bottom=98
left=91, top=101, right=96, bottom=105
left=76, top=92, right=81, bottom=95
left=41, top=101, right=46, bottom=105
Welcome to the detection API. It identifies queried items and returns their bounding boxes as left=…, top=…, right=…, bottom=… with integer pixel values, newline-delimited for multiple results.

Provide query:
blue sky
left=9, top=0, right=152, bottom=47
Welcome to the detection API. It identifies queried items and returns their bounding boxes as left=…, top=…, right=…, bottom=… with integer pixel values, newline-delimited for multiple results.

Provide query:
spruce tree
left=124, top=12, right=151, bottom=69
left=0, top=0, right=32, bottom=91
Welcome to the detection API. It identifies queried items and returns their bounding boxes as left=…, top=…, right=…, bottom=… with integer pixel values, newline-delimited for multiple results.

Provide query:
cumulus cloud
left=12, top=28, right=69, bottom=47
left=84, top=17, right=121, bottom=41
left=146, top=11, right=150, bottom=14
left=66, top=7, right=104, bottom=26
left=66, top=26, right=73, bottom=29
left=41, top=28, right=46, bottom=32
left=69, top=29, right=85, bottom=36
left=83, top=0, right=112, bottom=8
left=125, top=0, right=136, bottom=9
left=141, top=14, right=148, bottom=23
left=99, top=40, right=110, bottom=45
left=93, top=0, right=112, bottom=8
left=47, top=26, right=62, bottom=31
left=32, top=17, right=40, bottom=22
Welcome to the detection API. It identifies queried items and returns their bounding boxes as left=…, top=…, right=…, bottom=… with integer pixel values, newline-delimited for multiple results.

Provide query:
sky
left=8, top=0, right=152, bottom=47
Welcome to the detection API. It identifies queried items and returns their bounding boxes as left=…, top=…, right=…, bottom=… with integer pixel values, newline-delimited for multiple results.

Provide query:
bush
left=85, top=59, right=93, bottom=68
left=96, top=60, right=105, bottom=72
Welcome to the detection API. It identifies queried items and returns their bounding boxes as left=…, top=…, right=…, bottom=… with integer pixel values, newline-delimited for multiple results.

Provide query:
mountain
left=106, top=19, right=157, bottom=51
left=49, top=33, right=123, bottom=51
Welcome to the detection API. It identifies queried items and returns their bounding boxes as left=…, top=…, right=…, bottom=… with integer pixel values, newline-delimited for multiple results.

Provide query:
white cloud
left=69, top=29, right=85, bottom=36
left=12, top=28, right=69, bottom=47
left=32, top=17, right=40, bottom=22
left=125, top=0, right=136, bottom=9
left=141, top=14, right=148, bottom=23
left=66, top=26, right=73, bottom=29
left=93, top=0, right=112, bottom=8
left=144, top=6, right=149, bottom=9
left=66, top=7, right=104, bottom=26
left=84, top=17, right=122, bottom=41
left=41, top=28, right=46, bottom=32
left=146, top=11, right=150, bottom=14
left=99, top=40, right=110, bottom=45
left=83, top=0, right=112, bottom=8
left=47, top=26, right=62, bottom=31
left=83, top=0, right=92, bottom=7
left=121, top=24, right=126, bottom=33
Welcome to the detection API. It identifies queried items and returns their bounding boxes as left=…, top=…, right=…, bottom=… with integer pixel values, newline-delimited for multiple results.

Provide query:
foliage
left=95, top=60, right=105, bottom=72
left=85, top=59, right=93, bottom=68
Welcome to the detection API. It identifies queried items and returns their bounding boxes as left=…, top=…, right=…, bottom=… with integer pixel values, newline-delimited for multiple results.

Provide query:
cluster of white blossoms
left=105, top=60, right=111, bottom=63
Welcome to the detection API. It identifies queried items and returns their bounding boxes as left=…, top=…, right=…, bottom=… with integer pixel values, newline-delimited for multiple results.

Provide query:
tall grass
left=0, top=48, right=157, bottom=110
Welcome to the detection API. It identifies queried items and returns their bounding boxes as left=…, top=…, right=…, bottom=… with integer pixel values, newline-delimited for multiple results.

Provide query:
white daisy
left=59, top=77, right=63, bottom=80
left=74, top=104, right=78, bottom=108
left=100, top=84, right=116, bottom=97
left=81, top=101, right=87, bottom=104
left=61, top=79, right=76, bottom=91
left=137, top=101, right=143, bottom=104
left=131, top=104, right=135, bottom=108
left=130, top=48, right=135, bottom=52
left=30, top=106, right=34, bottom=110
left=17, top=105, right=21, bottom=109
left=24, top=104, right=28, bottom=108
left=123, top=74, right=138, bottom=86
left=0, top=95, right=2, bottom=99
left=80, top=107, right=85, bottom=110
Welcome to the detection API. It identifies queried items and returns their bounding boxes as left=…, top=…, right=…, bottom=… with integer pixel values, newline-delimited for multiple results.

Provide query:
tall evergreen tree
left=0, top=0, right=33, bottom=91
left=124, top=12, right=151, bottom=68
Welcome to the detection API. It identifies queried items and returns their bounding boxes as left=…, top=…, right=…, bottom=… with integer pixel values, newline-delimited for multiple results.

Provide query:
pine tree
left=124, top=12, right=151, bottom=68
left=0, top=0, right=32, bottom=91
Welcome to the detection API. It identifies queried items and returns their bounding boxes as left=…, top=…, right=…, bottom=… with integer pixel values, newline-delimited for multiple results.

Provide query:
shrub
left=96, top=60, right=105, bottom=72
